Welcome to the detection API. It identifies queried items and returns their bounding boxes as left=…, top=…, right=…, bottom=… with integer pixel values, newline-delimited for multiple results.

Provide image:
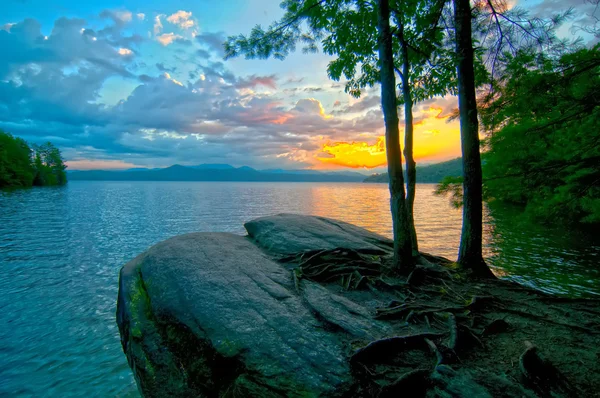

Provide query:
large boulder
left=117, top=231, right=381, bottom=397
left=244, top=213, right=393, bottom=257
left=117, top=214, right=600, bottom=397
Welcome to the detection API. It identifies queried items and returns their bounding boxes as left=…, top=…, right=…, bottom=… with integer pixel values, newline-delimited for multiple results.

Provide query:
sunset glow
left=318, top=137, right=387, bottom=168
left=315, top=104, right=462, bottom=169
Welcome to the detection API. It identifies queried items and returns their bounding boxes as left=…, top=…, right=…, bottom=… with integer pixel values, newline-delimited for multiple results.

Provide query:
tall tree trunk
left=376, top=0, right=413, bottom=269
left=453, top=0, right=494, bottom=277
left=398, top=23, right=419, bottom=257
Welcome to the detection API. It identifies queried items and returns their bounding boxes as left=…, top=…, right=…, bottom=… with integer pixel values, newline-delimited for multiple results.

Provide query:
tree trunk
left=398, top=23, right=419, bottom=257
left=376, top=0, right=413, bottom=269
left=453, top=0, right=494, bottom=277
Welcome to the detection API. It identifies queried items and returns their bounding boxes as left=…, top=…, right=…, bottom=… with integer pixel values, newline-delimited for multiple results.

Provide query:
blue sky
left=0, top=0, right=594, bottom=170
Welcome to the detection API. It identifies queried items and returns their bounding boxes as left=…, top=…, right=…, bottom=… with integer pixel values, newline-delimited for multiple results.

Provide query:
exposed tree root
left=350, top=333, right=444, bottom=365
left=279, top=248, right=600, bottom=397
left=293, top=248, right=385, bottom=290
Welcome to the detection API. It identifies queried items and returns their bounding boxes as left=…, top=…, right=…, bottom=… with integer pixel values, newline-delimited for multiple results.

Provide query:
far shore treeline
left=0, top=130, right=67, bottom=189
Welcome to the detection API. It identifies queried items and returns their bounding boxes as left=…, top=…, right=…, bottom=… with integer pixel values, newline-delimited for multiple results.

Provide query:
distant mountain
left=189, top=164, right=236, bottom=170
left=68, top=164, right=367, bottom=183
left=261, top=168, right=367, bottom=178
left=363, top=158, right=463, bottom=183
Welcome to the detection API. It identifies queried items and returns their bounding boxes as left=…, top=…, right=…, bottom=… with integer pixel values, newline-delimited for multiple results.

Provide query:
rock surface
left=117, top=232, right=359, bottom=397
left=117, top=214, right=600, bottom=397
left=244, top=213, right=393, bottom=256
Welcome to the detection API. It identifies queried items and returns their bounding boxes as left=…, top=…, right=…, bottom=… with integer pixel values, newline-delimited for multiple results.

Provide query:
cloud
left=153, top=15, right=163, bottom=35
left=196, top=48, right=211, bottom=58
left=136, top=13, right=146, bottom=21
left=100, top=10, right=133, bottom=23
left=66, top=159, right=142, bottom=170
left=236, top=74, right=277, bottom=89
left=0, top=15, right=462, bottom=170
left=97, top=9, right=144, bottom=48
left=292, top=98, right=327, bottom=115
left=318, top=137, right=386, bottom=168
left=333, top=95, right=381, bottom=114
left=284, top=77, right=304, bottom=84
left=196, top=31, right=226, bottom=56
left=156, top=63, right=176, bottom=72
left=156, top=32, right=183, bottom=46
left=166, top=10, right=195, bottom=29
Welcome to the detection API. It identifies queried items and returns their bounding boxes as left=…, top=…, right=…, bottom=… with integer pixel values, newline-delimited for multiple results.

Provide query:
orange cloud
left=317, top=137, right=387, bottom=168
left=315, top=104, right=462, bottom=169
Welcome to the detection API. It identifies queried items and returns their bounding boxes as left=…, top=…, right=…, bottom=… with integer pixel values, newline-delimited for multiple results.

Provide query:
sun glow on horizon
left=315, top=106, right=462, bottom=169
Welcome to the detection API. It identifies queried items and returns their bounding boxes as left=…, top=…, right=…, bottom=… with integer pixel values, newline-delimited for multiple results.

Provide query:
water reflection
left=485, top=202, right=600, bottom=297
left=0, top=181, right=598, bottom=397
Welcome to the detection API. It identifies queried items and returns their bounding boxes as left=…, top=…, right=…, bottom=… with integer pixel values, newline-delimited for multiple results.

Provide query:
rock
left=244, top=213, right=393, bottom=257
left=117, top=232, right=360, bottom=397
left=117, top=215, right=598, bottom=397
left=301, top=281, right=393, bottom=339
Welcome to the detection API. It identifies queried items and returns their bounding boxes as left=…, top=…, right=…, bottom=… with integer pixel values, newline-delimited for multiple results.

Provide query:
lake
left=1, top=181, right=598, bottom=397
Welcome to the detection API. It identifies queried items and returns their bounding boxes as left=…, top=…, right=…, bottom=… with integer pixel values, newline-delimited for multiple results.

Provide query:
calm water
left=1, top=181, right=598, bottom=397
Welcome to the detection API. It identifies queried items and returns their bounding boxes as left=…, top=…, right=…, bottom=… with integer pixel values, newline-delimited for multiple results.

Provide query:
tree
left=325, top=0, right=456, bottom=258
left=226, top=0, right=416, bottom=268
left=376, top=0, right=413, bottom=267
left=0, top=131, right=67, bottom=189
left=434, top=0, right=570, bottom=274
left=226, top=0, right=462, bottom=267
left=482, top=47, right=600, bottom=224
left=390, top=0, right=456, bottom=255
left=452, top=0, right=494, bottom=277
left=33, top=142, right=67, bottom=186
left=0, top=130, right=34, bottom=188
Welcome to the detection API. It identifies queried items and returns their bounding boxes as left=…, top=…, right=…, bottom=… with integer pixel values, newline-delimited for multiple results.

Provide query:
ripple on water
left=0, top=181, right=598, bottom=397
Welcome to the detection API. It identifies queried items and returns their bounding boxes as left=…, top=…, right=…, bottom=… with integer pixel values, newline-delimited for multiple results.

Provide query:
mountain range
left=68, top=164, right=369, bottom=182
left=362, top=158, right=463, bottom=183
left=68, top=159, right=462, bottom=183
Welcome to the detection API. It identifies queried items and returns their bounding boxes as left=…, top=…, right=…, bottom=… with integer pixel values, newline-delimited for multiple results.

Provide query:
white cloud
left=136, top=13, right=146, bottom=21
left=153, top=15, right=164, bottom=35
left=156, top=32, right=183, bottom=46
left=1, top=23, right=15, bottom=32
left=166, top=10, right=195, bottom=29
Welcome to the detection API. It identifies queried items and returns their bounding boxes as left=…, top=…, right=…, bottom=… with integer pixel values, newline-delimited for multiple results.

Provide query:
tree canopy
left=0, top=130, right=67, bottom=189
left=482, top=46, right=600, bottom=224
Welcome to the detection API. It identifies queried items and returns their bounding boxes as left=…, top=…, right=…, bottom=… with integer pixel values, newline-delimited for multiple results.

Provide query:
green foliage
left=0, top=130, right=67, bottom=189
left=434, top=176, right=463, bottom=208
left=225, top=0, right=457, bottom=101
left=32, top=142, right=67, bottom=186
left=364, top=157, right=463, bottom=183
left=0, top=131, right=34, bottom=188
left=481, top=46, right=600, bottom=224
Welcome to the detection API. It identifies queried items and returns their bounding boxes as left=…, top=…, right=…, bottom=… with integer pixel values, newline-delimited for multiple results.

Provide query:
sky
left=0, top=0, right=595, bottom=171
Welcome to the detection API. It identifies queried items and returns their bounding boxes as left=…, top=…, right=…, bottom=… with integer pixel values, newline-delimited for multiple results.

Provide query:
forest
left=0, top=130, right=67, bottom=189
